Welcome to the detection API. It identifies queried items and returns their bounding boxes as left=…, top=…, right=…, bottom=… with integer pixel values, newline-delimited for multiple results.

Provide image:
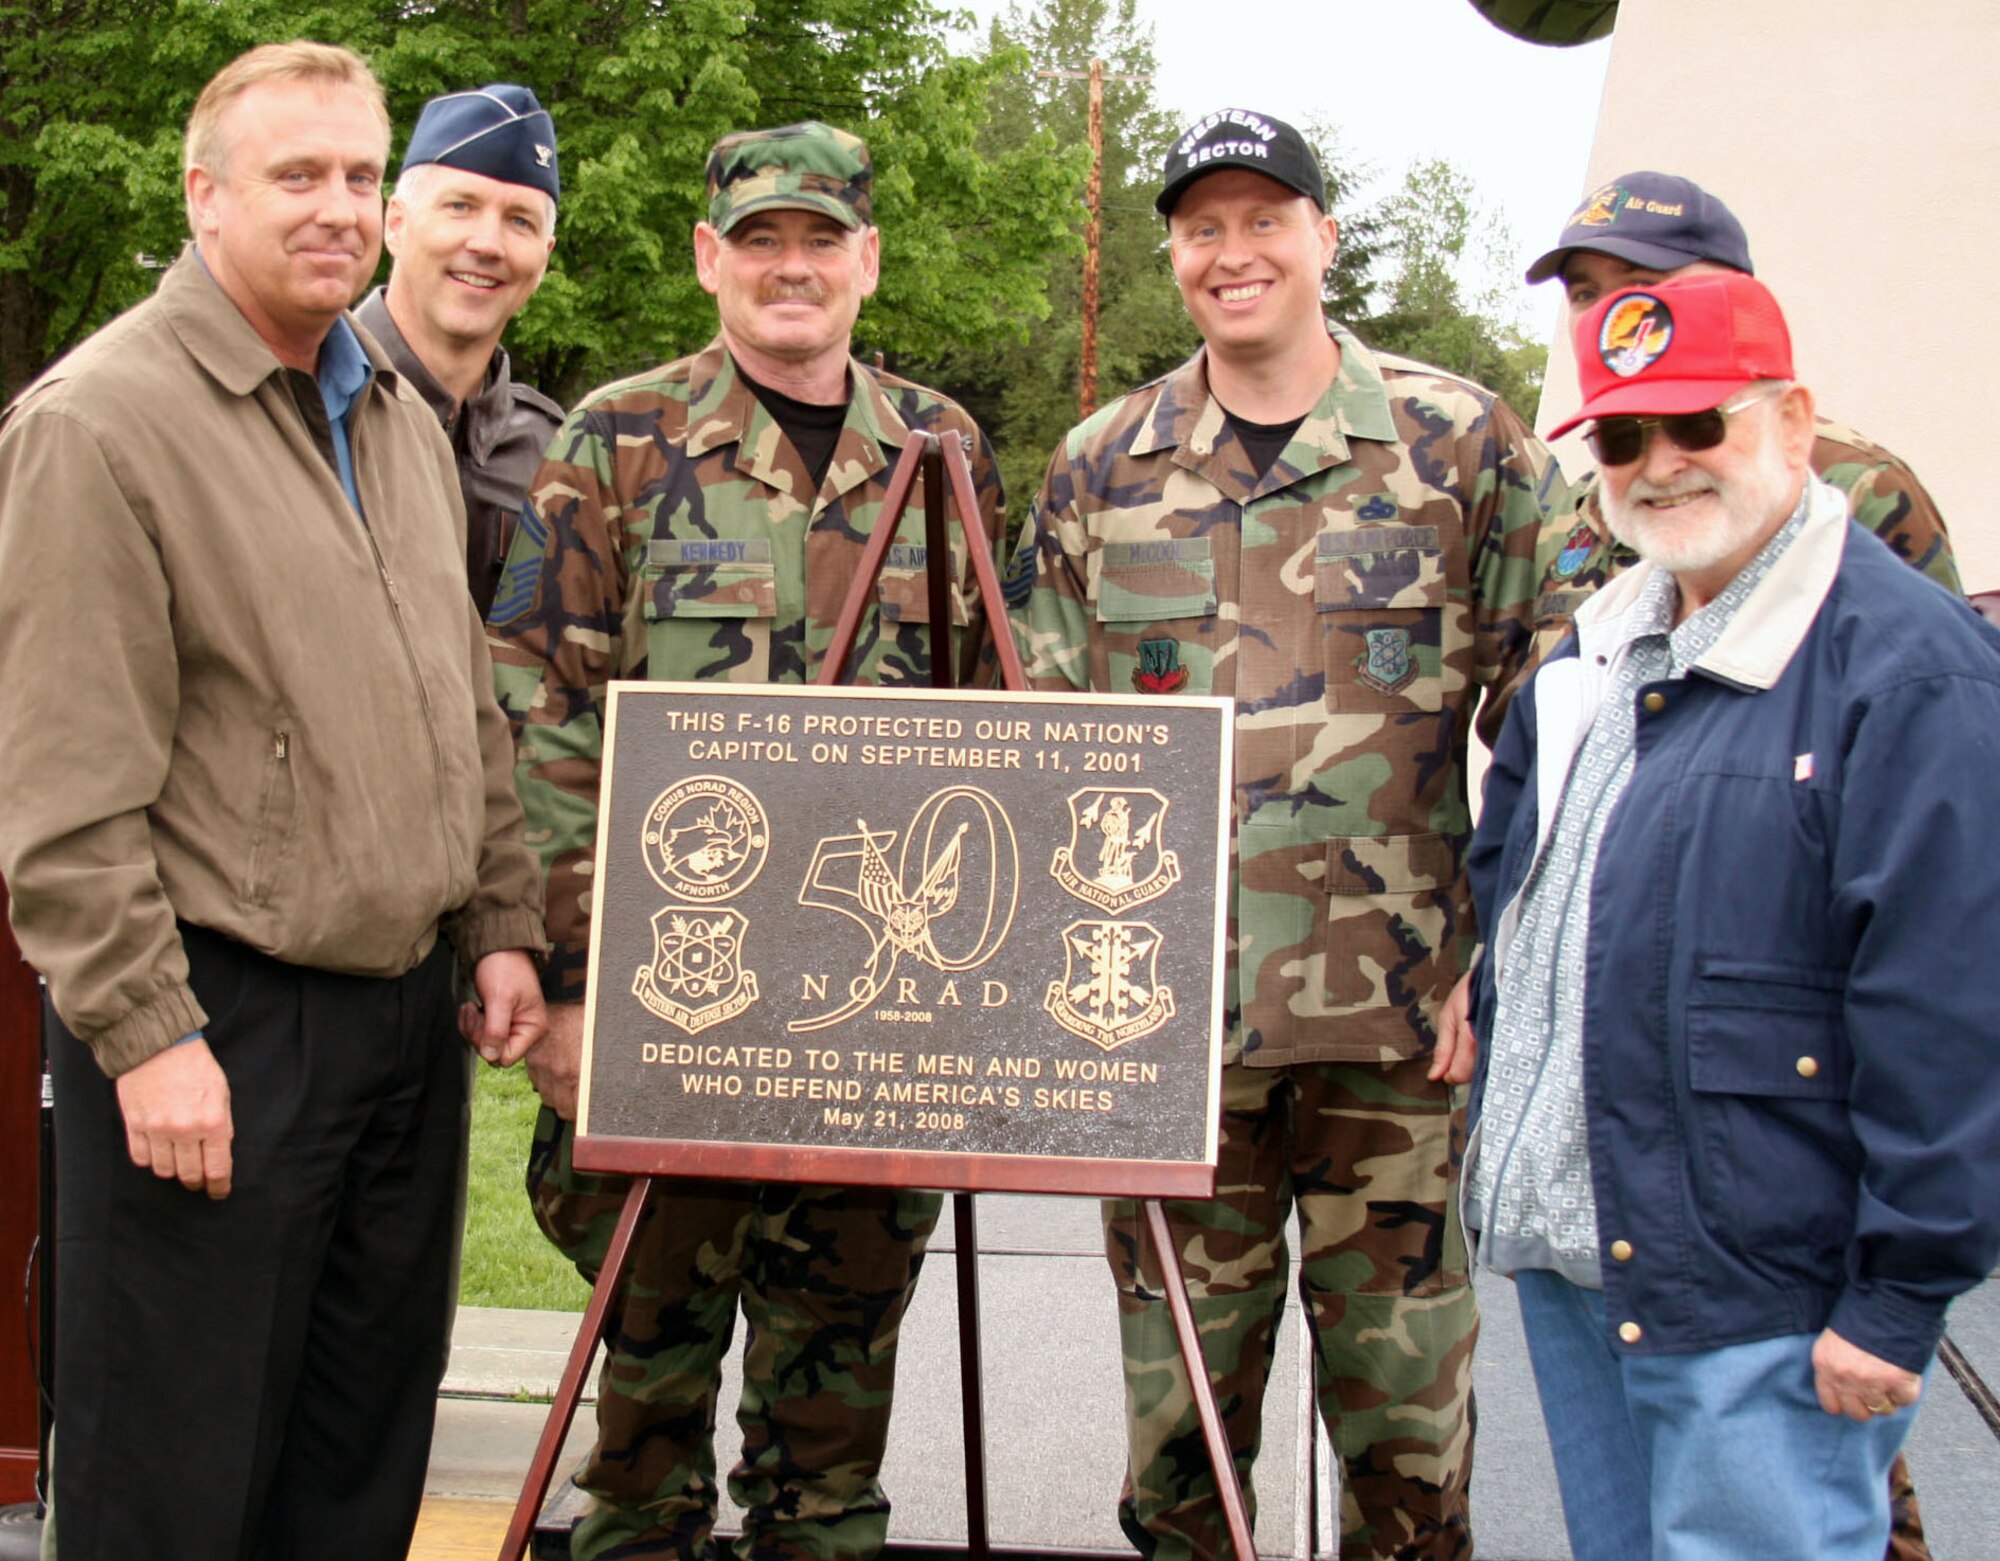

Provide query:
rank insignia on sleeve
left=1002, top=526, right=1037, bottom=609
left=1357, top=626, right=1416, bottom=695
left=1133, top=638, right=1189, bottom=694
left=1552, top=520, right=1597, bottom=580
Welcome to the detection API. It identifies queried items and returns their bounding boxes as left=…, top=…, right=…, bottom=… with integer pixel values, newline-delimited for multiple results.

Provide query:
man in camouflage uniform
left=1012, top=108, right=1570, bottom=1561
left=487, top=121, right=1003, bottom=1561
left=356, top=82, right=564, bottom=618
left=1527, top=171, right=1957, bottom=664
left=1518, top=170, right=1951, bottom=1561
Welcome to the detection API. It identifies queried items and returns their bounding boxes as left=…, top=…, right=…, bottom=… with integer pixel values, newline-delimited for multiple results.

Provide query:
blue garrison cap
left=400, top=84, right=559, bottom=202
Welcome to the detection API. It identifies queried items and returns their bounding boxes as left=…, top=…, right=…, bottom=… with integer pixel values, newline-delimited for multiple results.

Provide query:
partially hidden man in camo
left=1528, top=171, right=1958, bottom=667
left=487, top=120, right=1003, bottom=1561
left=1011, top=108, right=1571, bottom=1561
left=1519, top=171, right=1950, bottom=1561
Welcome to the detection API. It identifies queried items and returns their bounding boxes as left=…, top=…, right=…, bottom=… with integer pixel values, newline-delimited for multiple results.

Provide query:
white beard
left=1601, top=437, right=1797, bottom=580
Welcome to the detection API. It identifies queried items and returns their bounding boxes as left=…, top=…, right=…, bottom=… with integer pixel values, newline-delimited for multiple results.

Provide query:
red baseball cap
left=1548, top=271, right=1794, bottom=440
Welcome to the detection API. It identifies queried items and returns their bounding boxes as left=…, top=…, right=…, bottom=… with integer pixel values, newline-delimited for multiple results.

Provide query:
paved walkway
left=428, top=1194, right=2000, bottom=1559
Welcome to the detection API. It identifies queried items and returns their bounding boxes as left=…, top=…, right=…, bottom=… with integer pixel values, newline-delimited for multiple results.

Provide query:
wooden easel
left=497, top=431, right=1254, bottom=1561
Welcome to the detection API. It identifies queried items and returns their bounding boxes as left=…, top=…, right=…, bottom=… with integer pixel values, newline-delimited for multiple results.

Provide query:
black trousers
left=48, top=925, right=466, bottom=1561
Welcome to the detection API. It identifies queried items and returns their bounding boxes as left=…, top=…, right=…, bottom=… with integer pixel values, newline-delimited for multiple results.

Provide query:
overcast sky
left=961, top=0, right=1614, bottom=335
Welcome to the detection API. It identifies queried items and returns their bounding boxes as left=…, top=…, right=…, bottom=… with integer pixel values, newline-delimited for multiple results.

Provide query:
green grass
left=459, top=1064, right=591, bottom=1312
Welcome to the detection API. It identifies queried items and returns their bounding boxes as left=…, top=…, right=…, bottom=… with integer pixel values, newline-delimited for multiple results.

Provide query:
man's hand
left=467, top=950, right=548, bottom=1067
left=115, top=1039, right=233, bottom=1199
left=526, top=1001, right=585, bottom=1121
left=1813, top=1327, right=1923, bottom=1422
left=1429, top=973, right=1479, bottom=1084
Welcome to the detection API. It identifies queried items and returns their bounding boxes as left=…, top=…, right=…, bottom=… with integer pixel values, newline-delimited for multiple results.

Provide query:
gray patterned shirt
left=1469, top=493, right=1810, bottom=1285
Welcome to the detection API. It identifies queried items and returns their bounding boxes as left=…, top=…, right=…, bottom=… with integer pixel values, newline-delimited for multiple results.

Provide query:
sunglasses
left=1583, top=388, right=1779, bottom=468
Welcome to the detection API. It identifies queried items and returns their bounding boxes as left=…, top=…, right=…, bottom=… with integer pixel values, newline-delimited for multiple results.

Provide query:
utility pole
left=1036, top=58, right=1150, bottom=420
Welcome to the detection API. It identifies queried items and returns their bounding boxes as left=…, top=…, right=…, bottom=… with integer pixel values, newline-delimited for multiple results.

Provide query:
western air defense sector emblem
left=633, top=907, right=760, bottom=1034
left=642, top=776, right=769, bottom=902
left=1050, top=788, right=1181, bottom=912
left=1358, top=626, right=1416, bottom=695
left=1044, top=919, right=1176, bottom=1052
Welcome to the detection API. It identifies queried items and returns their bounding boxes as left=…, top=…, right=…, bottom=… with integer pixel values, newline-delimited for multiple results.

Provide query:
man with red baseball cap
left=1461, top=270, right=2000, bottom=1561
left=1524, top=173, right=1958, bottom=671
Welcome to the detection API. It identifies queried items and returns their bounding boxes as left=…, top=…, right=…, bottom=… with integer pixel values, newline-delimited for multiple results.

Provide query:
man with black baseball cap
left=1014, top=105, right=1572, bottom=1560
left=1466, top=266, right=2000, bottom=1561
left=356, top=84, right=563, bottom=617
left=1525, top=172, right=1957, bottom=656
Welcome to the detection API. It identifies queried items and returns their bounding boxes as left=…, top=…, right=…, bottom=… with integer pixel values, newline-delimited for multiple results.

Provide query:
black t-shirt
left=1221, top=405, right=1307, bottom=479
left=738, top=367, right=849, bottom=490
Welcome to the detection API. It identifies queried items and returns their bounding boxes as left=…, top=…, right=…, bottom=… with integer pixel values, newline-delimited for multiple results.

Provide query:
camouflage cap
left=705, top=121, right=872, bottom=234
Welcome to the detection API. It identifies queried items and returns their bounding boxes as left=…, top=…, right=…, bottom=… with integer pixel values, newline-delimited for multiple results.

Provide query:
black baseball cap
left=1524, top=171, right=1753, bottom=284
left=1157, top=108, right=1325, bottom=217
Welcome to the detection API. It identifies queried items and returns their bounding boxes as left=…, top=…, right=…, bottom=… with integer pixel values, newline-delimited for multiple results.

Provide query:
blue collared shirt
left=316, top=316, right=372, bottom=517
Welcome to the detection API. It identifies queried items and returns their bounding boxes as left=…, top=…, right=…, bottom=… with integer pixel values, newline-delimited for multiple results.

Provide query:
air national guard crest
left=1050, top=788, right=1181, bottom=912
left=633, top=907, right=760, bottom=1034
left=1044, top=919, right=1176, bottom=1052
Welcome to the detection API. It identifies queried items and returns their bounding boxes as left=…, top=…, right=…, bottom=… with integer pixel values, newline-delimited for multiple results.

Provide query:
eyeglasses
left=1583, top=388, right=1779, bottom=468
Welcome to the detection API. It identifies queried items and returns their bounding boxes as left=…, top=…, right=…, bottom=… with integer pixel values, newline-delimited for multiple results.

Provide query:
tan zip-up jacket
left=0, top=252, right=545, bottom=1076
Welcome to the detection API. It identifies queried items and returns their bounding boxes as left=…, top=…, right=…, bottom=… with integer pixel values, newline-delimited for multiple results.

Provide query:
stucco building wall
left=1536, top=0, right=2000, bottom=594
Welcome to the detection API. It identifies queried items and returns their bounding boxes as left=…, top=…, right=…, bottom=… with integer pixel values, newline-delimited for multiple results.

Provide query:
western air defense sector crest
left=633, top=907, right=760, bottom=1034
left=1050, top=788, right=1181, bottom=912
left=642, top=775, right=769, bottom=902
left=1045, top=919, right=1176, bottom=1052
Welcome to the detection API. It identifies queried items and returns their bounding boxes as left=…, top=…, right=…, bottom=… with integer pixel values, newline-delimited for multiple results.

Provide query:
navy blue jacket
left=1470, top=486, right=2000, bottom=1373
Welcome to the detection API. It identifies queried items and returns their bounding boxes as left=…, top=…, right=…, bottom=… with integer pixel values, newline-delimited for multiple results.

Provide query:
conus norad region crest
left=578, top=682, right=1233, bottom=1199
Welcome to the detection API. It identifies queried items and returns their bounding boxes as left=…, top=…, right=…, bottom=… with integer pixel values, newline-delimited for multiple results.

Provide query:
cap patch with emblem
left=1133, top=639, right=1189, bottom=694
left=1599, top=293, right=1673, bottom=378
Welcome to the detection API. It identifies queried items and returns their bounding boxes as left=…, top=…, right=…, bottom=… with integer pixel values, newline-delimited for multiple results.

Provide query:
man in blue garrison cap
left=357, top=83, right=564, bottom=616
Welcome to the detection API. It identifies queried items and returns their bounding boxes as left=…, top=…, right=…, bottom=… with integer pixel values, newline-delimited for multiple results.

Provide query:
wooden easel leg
left=952, top=1192, right=990, bottom=1560
left=497, top=1175, right=652, bottom=1561
left=1143, top=1198, right=1257, bottom=1559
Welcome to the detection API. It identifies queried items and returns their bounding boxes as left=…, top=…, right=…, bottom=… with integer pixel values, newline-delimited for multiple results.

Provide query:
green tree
left=900, top=0, right=1170, bottom=510
left=1359, top=155, right=1545, bottom=421
left=0, top=0, right=1077, bottom=405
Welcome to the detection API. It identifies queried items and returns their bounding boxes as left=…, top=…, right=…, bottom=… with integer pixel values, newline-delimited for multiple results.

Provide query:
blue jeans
left=1513, top=1268, right=1919, bottom=1561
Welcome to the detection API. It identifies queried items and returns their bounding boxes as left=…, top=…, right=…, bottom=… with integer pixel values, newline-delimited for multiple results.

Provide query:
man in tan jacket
left=0, top=42, right=546, bottom=1561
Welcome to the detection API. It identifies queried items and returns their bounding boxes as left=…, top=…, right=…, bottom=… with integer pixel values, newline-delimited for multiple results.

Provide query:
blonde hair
left=184, top=41, right=390, bottom=219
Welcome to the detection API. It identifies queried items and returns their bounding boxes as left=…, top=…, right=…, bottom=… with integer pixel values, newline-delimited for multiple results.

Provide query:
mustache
left=1625, top=475, right=1719, bottom=503
left=759, top=281, right=827, bottom=305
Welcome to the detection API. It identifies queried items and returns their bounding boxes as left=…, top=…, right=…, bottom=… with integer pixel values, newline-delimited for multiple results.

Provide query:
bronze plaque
left=575, top=683, right=1232, bottom=1197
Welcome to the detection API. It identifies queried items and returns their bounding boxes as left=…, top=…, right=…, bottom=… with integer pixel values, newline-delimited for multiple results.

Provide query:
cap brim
left=1547, top=374, right=1758, bottom=441
left=1524, top=233, right=1713, bottom=286
left=717, top=192, right=863, bottom=233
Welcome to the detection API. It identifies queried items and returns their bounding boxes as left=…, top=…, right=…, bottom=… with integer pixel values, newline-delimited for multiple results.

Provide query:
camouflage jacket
left=1534, top=416, right=1959, bottom=657
left=1014, top=324, right=1571, bottom=1066
left=356, top=289, right=564, bottom=618
left=488, top=337, right=1004, bottom=1001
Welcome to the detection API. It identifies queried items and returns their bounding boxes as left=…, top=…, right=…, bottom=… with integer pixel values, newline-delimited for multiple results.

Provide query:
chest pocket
left=876, top=541, right=972, bottom=627
left=1093, top=537, right=1217, bottom=696
left=1316, top=525, right=1445, bottom=713
left=640, top=538, right=777, bottom=684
